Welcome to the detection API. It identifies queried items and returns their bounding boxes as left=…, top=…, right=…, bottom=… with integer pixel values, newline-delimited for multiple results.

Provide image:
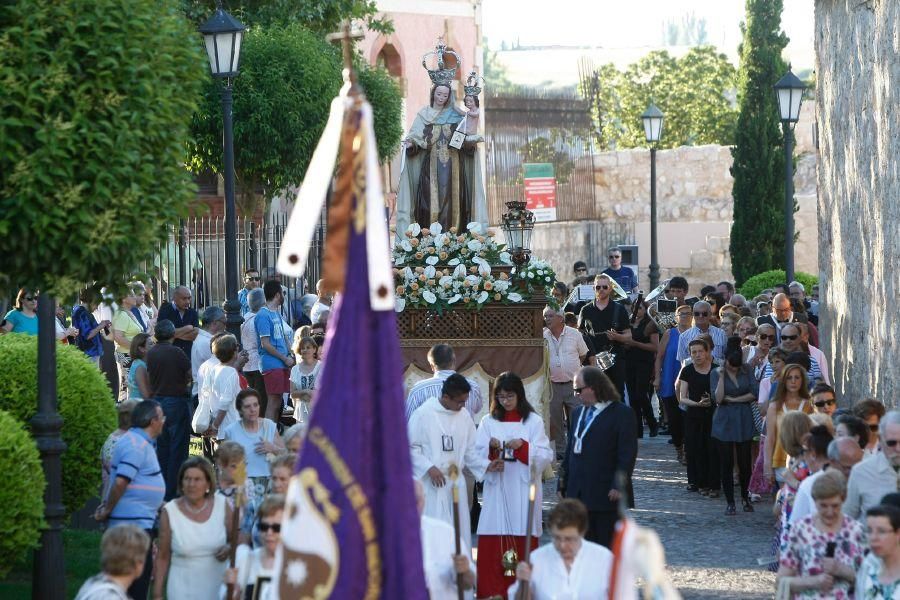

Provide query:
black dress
left=676, top=362, right=721, bottom=491
left=624, top=316, right=657, bottom=437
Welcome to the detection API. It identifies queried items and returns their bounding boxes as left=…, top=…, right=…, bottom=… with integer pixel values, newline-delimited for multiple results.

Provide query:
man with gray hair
left=675, top=300, right=727, bottom=363
left=145, top=320, right=192, bottom=500
left=844, top=409, right=900, bottom=520
left=543, top=305, right=589, bottom=458
left=240, top=287, right=268, bottom=414
left=156, top=285, right=199, bottom=357
left=191, top=305, right=227, bottom=398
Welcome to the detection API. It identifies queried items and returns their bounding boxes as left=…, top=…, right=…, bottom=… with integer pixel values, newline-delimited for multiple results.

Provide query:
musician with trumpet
left=577, top=274, right=631, bottom=398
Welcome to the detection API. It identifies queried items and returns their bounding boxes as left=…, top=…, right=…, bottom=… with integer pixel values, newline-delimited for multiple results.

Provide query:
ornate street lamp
left=641, top=103, right=664, bottom=289
left=774, top=67, right=805, bottom=284
left=501, top=199, right=536, bottom=277
left=200, top=4, right=245, bottom=336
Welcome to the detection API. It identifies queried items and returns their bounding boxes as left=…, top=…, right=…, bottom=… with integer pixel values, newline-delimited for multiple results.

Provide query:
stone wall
left=530, top=131, right=819, bottom=292
left=815, top=0, right=900, bottom=404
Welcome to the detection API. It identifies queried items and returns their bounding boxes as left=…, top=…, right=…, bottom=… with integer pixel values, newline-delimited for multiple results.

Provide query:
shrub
left=357, top=61, right=403, bottom=162
left=0, top=408, right=45, bottom=578
left=739, top=270, right=818, bottom=299
left=0, top=335, right=116, bottom=518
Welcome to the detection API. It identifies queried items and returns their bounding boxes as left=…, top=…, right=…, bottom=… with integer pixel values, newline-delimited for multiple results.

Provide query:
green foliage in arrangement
left=739, top=270, right=817, bottom=299
left=0, top=409, right=45, bottom=578
left=0, top=335, right=116, bottom=518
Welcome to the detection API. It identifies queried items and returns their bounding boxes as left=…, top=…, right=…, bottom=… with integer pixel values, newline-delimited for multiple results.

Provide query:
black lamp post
left=32, top=294, right=67, bottom=599
left=773, top=67, right=805, bottom=284
left=500, top=200, right=536, bottom=277
left=641, top=103, right=664, bottom=290
left=200, top=4, right=245, bottom=337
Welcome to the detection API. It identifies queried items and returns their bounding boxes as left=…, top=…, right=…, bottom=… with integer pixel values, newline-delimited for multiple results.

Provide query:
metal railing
left=136, top=212, right=324, bottom=327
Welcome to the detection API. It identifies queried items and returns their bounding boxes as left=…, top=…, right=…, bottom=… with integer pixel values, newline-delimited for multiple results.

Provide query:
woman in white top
left=509, top=498, right=613, bottom=599
left=290, top=335, right=321, bottom=424
left=223, top=494, right=285, bottom=600
left=222, top=388, right=283, bottom=496
left=154, top=456, right=233, bottom=600
left=205, top=334, right=243, bottom=439
left=474, top=372, right=553, bottom=598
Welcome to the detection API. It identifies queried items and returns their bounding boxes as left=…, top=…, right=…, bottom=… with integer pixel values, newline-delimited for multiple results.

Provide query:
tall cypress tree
left=729, top=0, right=789, bottom=285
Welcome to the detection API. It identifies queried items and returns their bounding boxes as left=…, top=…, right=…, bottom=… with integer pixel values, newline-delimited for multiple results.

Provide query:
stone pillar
left=815, top=0, right=900, bottom=404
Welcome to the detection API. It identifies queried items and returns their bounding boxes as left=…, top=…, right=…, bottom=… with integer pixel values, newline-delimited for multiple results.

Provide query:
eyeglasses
left=758, top=333, right=775, bottom=340
left=595, top=285, right=609, bottom=290
left=258, top=522, right=282, bottom=533
left=814, top=399, right=836, bottom=408
left=884, top=439, right=900, bottom=448
left=245, top=276, right=261, bottom=281
left=608, top=255, right=621, bottom=260
left=25, top=296, right=36, bottom=301
left=574, top=387, right=586, bottom=395
left=781, top=334, right=799, bottom=341
left=496, top=393, right=518, bottom=402
left=693, top=311, right=708, bottom=317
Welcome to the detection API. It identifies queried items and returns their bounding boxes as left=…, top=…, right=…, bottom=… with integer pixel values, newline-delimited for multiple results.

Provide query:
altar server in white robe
left=474, top=371, right=554, bottom=599
left=508, top=498, right=613, bottom=599
left=414, top=479, right=477, bottom=599
left=409, top=373, right=495, bottom=549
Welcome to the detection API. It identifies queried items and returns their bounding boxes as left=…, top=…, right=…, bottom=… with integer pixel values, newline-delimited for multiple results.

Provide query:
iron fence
left=135, top=212, right=324, bottom=327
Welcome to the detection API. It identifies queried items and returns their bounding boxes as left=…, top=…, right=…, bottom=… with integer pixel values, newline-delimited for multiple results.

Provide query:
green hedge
left=739, top=270, right=818, bottom=299
left=0, top=409, right=45, bottom=578
left=0, top=334, right=116, bottom=518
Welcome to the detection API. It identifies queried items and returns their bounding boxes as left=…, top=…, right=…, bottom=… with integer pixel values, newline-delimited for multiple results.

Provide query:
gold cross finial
left=326, top=20, right=365, bottom=96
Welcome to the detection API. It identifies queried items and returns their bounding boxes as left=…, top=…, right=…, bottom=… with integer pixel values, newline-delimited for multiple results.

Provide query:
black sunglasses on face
left=758, top=333, right=775, bottom=340
left=595, top=285, right=609, bottom=290
left=814, top=399, right=836, bottom=408
left=259, top=522, right=281, bottom=533
left=781, top=334, right=799, bottom=341
left=885, top=439, right=900, bottom=448
left=693, top=311, right=708, bottom=317
left=608, top=255, right=621, bottom=260
left=25, top=296, right=36, bottom=301
left=246, top=276, right=261, bottom=281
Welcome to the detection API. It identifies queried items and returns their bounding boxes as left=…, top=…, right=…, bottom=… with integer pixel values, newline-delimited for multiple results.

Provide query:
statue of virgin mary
left=395, top=43, right=487, bottom=238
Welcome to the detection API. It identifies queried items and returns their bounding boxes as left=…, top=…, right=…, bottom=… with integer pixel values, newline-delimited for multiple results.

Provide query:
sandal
left=725, top=504, right=736, bottom=516
left=708, top=491, right=720, bottom=498
left=742, top=499, right=755, bottom=512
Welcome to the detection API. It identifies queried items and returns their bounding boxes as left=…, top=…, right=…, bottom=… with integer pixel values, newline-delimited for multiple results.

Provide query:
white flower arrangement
left=392, top=222, right=557, bottom=312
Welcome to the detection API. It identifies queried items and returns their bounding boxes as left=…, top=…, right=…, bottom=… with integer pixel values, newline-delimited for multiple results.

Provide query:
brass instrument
left=645, top=279, right=678, bottom=331
left=596, top=351, right=616, bottom=371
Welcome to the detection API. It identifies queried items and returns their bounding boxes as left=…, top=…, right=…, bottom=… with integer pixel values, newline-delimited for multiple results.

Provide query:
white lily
left=407, top=223, right=421, bottom=237
left=508, top=292, right=523, bottom=302
left=400, top=239, right=413, bottom=252
left=448, top=294, right=462, bottom=304
left=499, top=251, right=512, bottom=265
left=439, top=275, right=454, bottom=287
left=422, top=290, right=437, bottom=304
left=477, top=291, right=489, bottom=304
left=403, top=267, right=415, bottom=281
left=465, top=274, right=481, bottom=286
left=448, top=258, right=461, bottom=266
left=467, top=221, right=483, bottom=234
left=453, top=264, right=466, bottom=278
left=429, top=222, right=443, bottom=236
left=493, top=280, right=510, bottom=292
left=395, top=297, right=406, bottom=312
left=424, top=265, right=437, bottom=278
left=467, top=239, right=483, bottom=252
left=425, top=255, right=439, bottom=266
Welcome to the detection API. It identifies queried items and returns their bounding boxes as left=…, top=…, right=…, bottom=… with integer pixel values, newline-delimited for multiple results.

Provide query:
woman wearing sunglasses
left=223, top=494, right=284, bottom=600
left=2, top=288, right=39, bottom=335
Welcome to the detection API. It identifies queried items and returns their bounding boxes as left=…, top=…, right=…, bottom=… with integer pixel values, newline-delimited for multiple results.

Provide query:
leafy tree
left=728, top=0, right=789, bottom=285
left=181, top=0, right=392, bottom=33
left=517, top=131, right=578, bottom=184
left=188, top=24, right=402, bottom=215
left=484, top=39, right=512, bottom=90
left=584, top=47, right=737, bottom=150
left=0, top=0, right=205, bottom=297
left=0, top=408, right=44, bottom=576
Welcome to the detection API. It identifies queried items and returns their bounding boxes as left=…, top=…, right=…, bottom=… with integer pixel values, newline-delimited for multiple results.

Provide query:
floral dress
left=780, top=514, right=866, bottom=599
left=856, top=553, right=900, bottom=599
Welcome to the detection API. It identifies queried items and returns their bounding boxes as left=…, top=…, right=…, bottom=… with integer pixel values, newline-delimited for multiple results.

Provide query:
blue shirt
left=3, top=309, right=38, bottom=335
left=255, top=307, right=289, bottom=372
left=71, top=305, right=103, bottom=358
left=107, top=428, right=165, bottom=530
left=601, top=266, right=638, bottom=292
left=238, top=288, right=251, bottom=316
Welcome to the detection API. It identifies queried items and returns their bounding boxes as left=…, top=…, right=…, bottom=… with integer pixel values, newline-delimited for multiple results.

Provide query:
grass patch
left=0, top=529, right=102, bottom=599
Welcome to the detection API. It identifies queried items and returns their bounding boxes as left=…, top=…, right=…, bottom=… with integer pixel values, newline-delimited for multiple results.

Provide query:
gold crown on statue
left=463, top=70, right=484, bottom=96
left=422, top=37, right=461, bottom=86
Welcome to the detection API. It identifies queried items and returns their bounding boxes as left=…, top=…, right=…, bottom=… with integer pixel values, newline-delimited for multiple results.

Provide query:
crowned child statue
left=395, top=39, right=488, bottom=240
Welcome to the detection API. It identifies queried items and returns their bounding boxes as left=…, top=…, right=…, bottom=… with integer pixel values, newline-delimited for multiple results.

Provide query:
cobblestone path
left=542, top=436, right=776, bottom=599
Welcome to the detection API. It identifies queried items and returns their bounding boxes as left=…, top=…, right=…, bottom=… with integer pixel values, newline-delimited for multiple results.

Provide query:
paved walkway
left=541, top=436, right=776, bottom=599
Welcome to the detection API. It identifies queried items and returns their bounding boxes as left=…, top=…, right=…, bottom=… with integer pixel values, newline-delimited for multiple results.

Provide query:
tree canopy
left=181, top=0, right=392, bottom=33
left=728, top=0, right=789, bottom=285
left=0, top=0, right=205, bottom=297
left=188, top=23, right=402, bottom=214
left=583, top=46, right=738, bottom=151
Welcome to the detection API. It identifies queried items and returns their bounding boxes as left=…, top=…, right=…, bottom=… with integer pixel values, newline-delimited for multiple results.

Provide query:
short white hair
left=789, top=281, right=805, bottom=292
left=880, top=410, right=900, bottom=440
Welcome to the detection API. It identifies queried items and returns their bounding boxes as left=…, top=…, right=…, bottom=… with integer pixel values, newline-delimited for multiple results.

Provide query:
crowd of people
left=8, top=247, right=900, bottom=600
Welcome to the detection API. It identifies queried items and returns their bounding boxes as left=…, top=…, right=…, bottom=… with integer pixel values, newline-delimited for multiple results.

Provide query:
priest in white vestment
left=408, top=374, right=493, bottom=549
left=473, top=372, right=554, bottom=598
left=508, top=498, right=613, bottom=599
left=414, top=480, right=476, bottom=599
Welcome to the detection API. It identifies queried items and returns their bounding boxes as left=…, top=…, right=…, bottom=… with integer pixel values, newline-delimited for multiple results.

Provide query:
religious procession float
left=393, top=39, right=555, bottom=422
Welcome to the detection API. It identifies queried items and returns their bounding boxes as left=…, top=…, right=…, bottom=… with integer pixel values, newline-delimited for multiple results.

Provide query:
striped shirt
left=676, top=325, right=729, bottom=363
left=404, top=370, right=483, bottom=422
left=762, top=355, right=824, bottom=385
left=107, top=428, right=165, bottom=530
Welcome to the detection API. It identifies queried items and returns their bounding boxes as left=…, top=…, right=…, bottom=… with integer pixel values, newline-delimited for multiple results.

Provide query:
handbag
left=192, top=374, right=213, bottom=434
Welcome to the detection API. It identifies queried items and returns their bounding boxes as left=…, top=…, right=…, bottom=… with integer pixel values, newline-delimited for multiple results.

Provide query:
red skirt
left=476, top=534, right=539, bottom=599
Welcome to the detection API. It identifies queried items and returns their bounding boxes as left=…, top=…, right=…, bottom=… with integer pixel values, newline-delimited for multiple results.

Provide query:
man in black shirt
left=577, top=274, right=631, bottom=397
